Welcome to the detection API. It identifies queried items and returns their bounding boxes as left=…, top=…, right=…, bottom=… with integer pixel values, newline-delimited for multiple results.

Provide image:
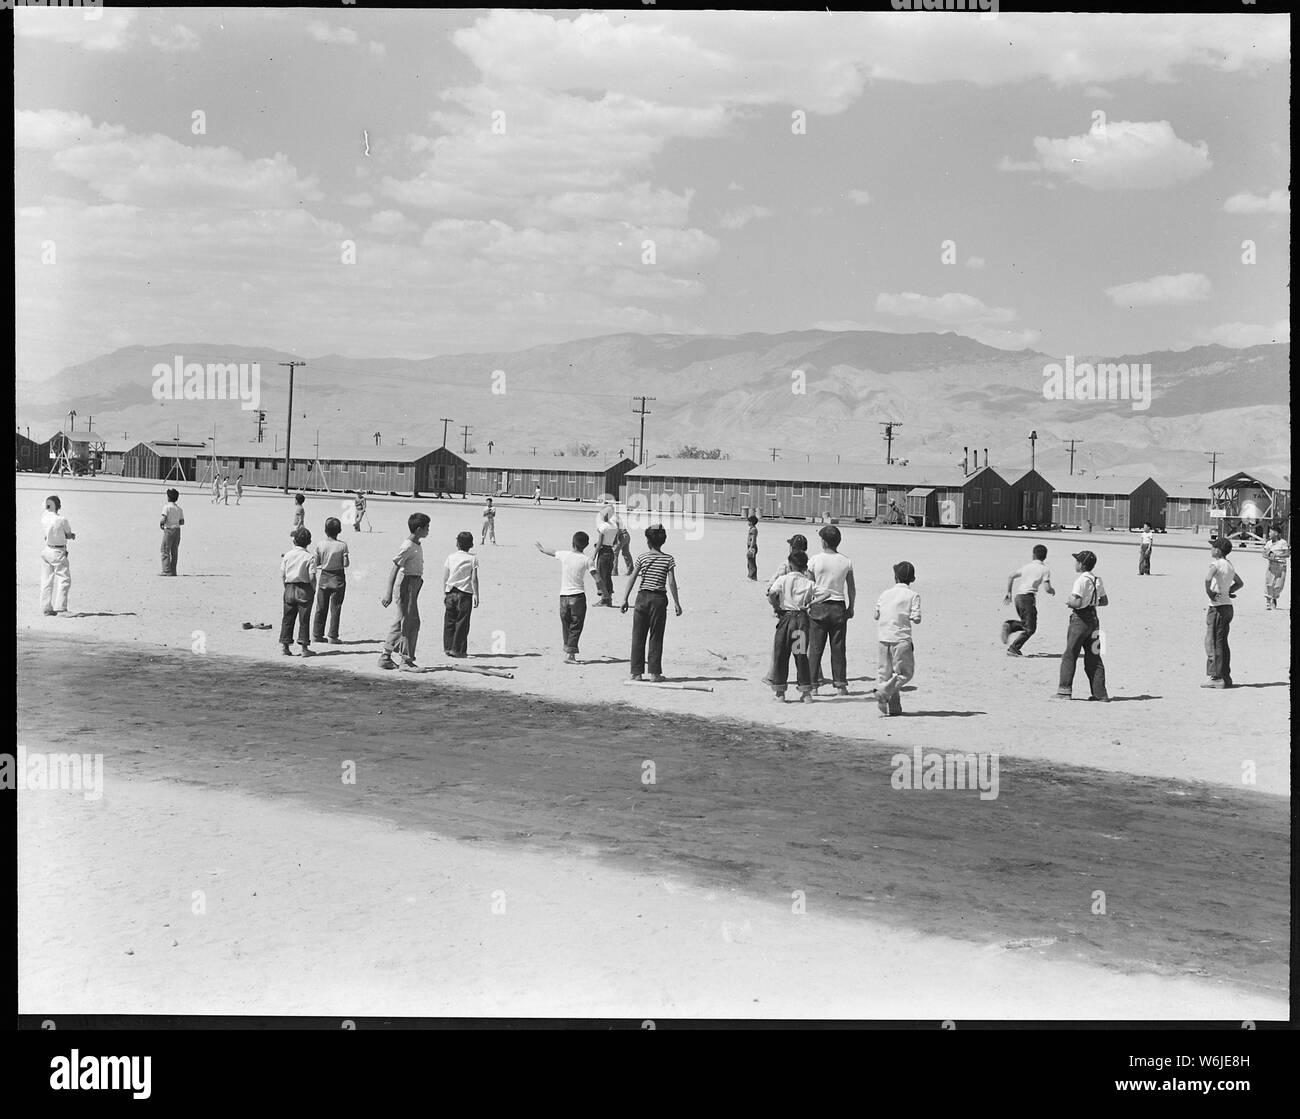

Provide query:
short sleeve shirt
left=393, top=539, right=424, bottom=578
left=316, top=538, right=349, bottom=573
left=161, top=502, right=184, bottom=528
left=555, top=550, right=590, bottom=595
left=634, top=550, right=675, bottom=590
left=444, top=550, right=478, bottom=592
left=1206, top=558, right=1235, bottom=605
left=1070, top=571, right=1105, bottom=608
left=809, top=552, right=853, bottom=602
left=42, top=511, right=72, bottom=546
left=1014, top=560, right=1051, bottom=596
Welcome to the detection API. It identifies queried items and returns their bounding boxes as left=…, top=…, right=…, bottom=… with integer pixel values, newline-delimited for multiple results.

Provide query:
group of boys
left=209, top=473, right=243, bottom=505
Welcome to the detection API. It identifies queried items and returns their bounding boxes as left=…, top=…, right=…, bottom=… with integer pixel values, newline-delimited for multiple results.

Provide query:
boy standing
left=1138, top=524, right=1154, bottom=575
left=745, top=515, right=759, bottom=580
left=593, top=504, right=618, bottom=605
left=160, top=488, right=185, bottom=576
left=443, top=531, right=480, bottom=657
left=536, top=531, right=594, bottom=662
left=1054, top=550, right=1109, bottom=701
left=221, top=475, right=230, bottom=505
left=533, top=484, right=542, bottom=506
left=1002, top=544, right=1055, bottom=655
left=1263, top=527, right=1289, bottom=610
left=378, top=512, right=430, bottom=671
left=614, top=512, right=634, bottom=575
left=353, top=491, right=367, bottom=533
left=766, top=549, right=819, bottom=702
left=807, top=524, right=855, bottom=695
left=874, top=561, right=922, bottom=716
left=290, top=492, right=306, bottom=539
left=280, top=528, right=318, bottom=657
left=312, top=517, right=350, bottom=643
left=481, top=498, right=497, bottom=545
left=40, top=495, right=75, bottom=615
left=1203, top=537, right=1243, bottom=688
left=235, top=475, right=244, bottom=505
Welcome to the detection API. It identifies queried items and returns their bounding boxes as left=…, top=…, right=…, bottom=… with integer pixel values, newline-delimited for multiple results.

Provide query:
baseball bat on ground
left=622, top=680, right=713, bottom=692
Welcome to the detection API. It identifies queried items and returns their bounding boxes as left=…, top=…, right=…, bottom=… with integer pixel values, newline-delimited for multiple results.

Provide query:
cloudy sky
left=15, top=8, right=1290, bottom=380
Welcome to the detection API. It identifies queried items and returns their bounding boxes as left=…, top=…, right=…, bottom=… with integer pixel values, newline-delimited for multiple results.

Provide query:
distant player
left=481, top=497, right=497, bottom=545
left=353, top=491, right=367, bottom=533
left=159, top=488, right=185, bottom=576
left=1263, top=527, right=1289, bottom=610
left=533, top=484, right=542, bottom=506
left=210, top=473, right=221, bottom=504
left=235, top=475, right=244, bottom=505
left=1203, top=537, right=1242, bottom=688
left=290, top=492, right=306, bottom=539
left=220, top=475, right=230, bottom=506
left=745, top=514, right=759, bottom=580
left=614, top=511, right=634, bottom=575
left=593, top=503, right=618, bottom=605
left=1002, top=544, right=1055, bottom=656
left=1054, top=550, right=1108, bottom=701
left=40, top=494, right=75, bottom=615
left=536, top=531, right=594, bottom=662
left=874, top=561, right=921, bottom=716
left=1138, top=524, right=1154, bottom=575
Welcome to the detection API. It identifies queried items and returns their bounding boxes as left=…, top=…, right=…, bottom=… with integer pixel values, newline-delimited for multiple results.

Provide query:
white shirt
left=393, top=538, right=424, bottom=578
left=875, top=583, right=922, bottom=642
left=444, top=549, right=478, bottom=593
left=809, top=551, right=853, bottom=602
left=1070, top=571, right=1106, bottom=608
left=1013, top=560, right=1052, bottom=596
left=1140, top=531, right=1154, bottom=548
left=770, top=570, right=818, bottom=612
left=1206, top=558, right=1235, bottom=606
left=595, top=517, right=618, bottom=546
left=42, top=510, right=72, bottom=547
left=281, top=546, right=318, bottom=583
left=161, top=502, right=184, bottom=528
left=555, top=550, right=590, bottom=596
left=1264, top=539, right=1290, bottom=569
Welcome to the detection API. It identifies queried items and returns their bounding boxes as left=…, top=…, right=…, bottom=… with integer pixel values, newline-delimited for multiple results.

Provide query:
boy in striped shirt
left=619, top=524, right=682, bottom=681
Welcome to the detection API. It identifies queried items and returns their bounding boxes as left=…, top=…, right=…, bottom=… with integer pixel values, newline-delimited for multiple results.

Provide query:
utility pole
left=769, top=447, right=780, bottom=462
left=487, top=440, right=494, bottom=454
left=880, top=421, right=902, bottom=465
left=87, top=415, right=93, bottom=431
left=277, top=360, right=306, bottom=493
left=460, top=425, right=472, bottom=453
left=255, top=410, right=267, bottom=443
left=531, top=446, right=538, bottom=457
left=439, top=418, right=452, bottom=448
left=374, top=432, right=381, bottom=446
left=631, top=396, right=655, bottom=467
left=1029, top=430, right=1038, bottom=472
left=1065, top=438, right=1083, bottom=477
left=630, top=436, right=639, bottom=464
left=67, top=409, right=76, bottom=432
left=1205, top=450, right=1222, bottom=484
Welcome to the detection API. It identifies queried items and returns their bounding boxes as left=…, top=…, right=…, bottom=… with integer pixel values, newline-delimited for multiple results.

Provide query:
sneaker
left=650, top=674, right=667, bottom=683
left=799, top=692, right=815, bottom=704
left=1006, top=647, right=1023, bottom=657
left=378, top=656, right=397, bottom=670
left=300, top=647, right=316, bottom=657
left=834, top=685, right=849, bottom=696
left=281, top=645, right=293, bottom=656
left=1000, top=620, right=1012, bottom=645
left=563, top=653, right=578, bottom=664
left=43, top=608, right=56, bottom=616
left=1087, top=696, right=1110, bottom=702
left=773, top=691, right=786, bottom=701
left=630, top=674, right=643, bottom=682
left=327, top=637, right=342, bottom=644
left=1051, top=691, right=1071, bottom=699
left=875, top=690, right=890, bottom=715
left=1199, top=680, right=1227, bottom=689
left=399, top=661, right=421, bottom=672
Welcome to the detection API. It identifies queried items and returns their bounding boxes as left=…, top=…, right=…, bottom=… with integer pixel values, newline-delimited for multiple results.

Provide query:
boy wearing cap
left=1203, top=537, right=1242, bottom=688
left=1055, top=550, right=1109, bottom=701
left=1002, top=544, right=1055, bottom=655
left=1262, top=527, right=1288, bottom=610
left=874, top=561, right=922, bottom=716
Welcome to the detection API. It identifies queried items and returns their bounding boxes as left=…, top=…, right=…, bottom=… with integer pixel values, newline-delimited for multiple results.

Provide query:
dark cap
left=787, top=533, right=808, bottom=548
left=1072, top=550, right=1097, bottom=570
left=1211, top=536, right=1233, bottom=554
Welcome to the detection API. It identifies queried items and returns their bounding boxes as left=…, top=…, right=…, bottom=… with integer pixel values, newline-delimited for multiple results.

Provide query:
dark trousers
left=770, top=610, right=811, bottom=693
left=560, top=593, right=587, bottom=654
left=630, top=589, right=668, bottom=676
left=1007, top=593, right=1038, bottom=651
left=595, top=545, right=614, bottom=602
left=443, top=588, right=473, bottom=654
left=280, top=583, right=313, bottom=646
left=1138, top=545, right=1152, bottom=575
left=313, top=575, right=346, bottom=641
left=746, top=550, right=758, bottom=580
left=1058, top=607, right=1107, bottom=698
left=616, top=538, right=634, bottom=575
left=1205, top=604, right=1233, bottom=684
left=807, top=600, right=848, bottom=688
left=160, top=528, right=181, bottom=575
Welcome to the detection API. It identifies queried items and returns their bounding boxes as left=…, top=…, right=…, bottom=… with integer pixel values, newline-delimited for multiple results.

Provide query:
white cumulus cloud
left=1104, top=272, right=1212, bottom=307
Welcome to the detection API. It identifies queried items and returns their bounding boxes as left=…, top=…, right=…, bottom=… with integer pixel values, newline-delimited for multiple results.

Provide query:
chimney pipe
left=963, top=447, right=968, bottom=476
left=983, top=448, right=989, bottom=469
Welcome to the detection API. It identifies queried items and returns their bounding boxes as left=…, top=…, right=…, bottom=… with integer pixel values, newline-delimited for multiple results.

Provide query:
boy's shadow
left=467, top=652, right=541, bottom=659
left=898, top=710, right=987, bottom=718
left=63, top=611, right=139, bottom=618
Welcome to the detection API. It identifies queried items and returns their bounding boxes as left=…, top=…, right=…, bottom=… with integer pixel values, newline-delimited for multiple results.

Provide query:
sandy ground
left=15, top=475, right=1290, bottom=1019
left=17, top=475, right=1290, bottom=793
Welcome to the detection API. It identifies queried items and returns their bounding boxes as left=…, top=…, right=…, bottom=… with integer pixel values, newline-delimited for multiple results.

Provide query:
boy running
left=378, top=512, right=431, bottom=671
left=1002, top=544, right=1055, bottom=655
left=874, top=561, right=921, bottom=716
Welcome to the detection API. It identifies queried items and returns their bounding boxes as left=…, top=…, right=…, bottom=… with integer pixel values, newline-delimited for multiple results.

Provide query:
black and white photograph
left=12, top=1, right=1291, bottom=1053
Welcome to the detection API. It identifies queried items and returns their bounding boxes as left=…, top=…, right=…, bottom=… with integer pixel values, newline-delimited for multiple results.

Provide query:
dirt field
left=15, top=475, right=1291, bottom=1018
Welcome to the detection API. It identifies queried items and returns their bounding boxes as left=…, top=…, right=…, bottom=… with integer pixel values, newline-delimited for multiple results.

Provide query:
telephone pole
left=1205, top=450, right=1222, bottom=484
left=460, top=425, right=472, bottom=453
left=631, top=396, right=655, bottom=466
left=277, top=360, right=306, bottom=493
left=439, top=418, right=452, bottom=448
left=255, top=410, right=267, bottom=443
left=880, top=421, right=902, bottom=465
left=1065, top=437, right=1083, bottom=477
left=769, top=447, right=780, bottom=462
left=487, top=440, right=494, bottom=454
left=630, top=436, right=639, bottom=464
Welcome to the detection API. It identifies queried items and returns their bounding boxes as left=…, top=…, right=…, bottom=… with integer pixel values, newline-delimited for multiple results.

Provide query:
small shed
left=1010, top=469, right=1056, bottom=529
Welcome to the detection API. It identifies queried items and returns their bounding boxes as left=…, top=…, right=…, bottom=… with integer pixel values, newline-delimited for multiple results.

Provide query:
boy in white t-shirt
left=1138, top=524, right=1154, bottom=575
left=766, top=549, right=821, bottom=702
left=536, top=531, right=595, bottom=662
left=1203, top=537, right=1243, bottom=688
left=873, top=561, right=921, bottom=716
left=40, top=494, right=75, bottom=615
left=1002, top=544, right=1054, bottom=655
left=1055, top=550, right=1109, bottom=701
